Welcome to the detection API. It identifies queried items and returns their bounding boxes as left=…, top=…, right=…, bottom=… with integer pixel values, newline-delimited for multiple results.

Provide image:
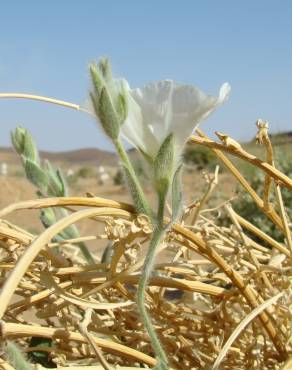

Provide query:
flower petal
left=131, top=80, right=176, bottom=145
left=218, top=82, right=231, bottom=105
left=122, top=80, right=231, bottom=160
left=121, top=92, right=160, bottom=157
left=168, top=82, right=231, bottom=151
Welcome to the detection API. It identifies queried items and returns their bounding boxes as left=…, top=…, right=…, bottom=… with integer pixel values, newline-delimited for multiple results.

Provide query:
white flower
left=121, top=80, right=230, bottom=159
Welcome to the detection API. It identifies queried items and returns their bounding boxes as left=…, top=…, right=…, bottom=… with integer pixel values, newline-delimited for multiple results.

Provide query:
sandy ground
left=0, top=168, right=237, bottom=261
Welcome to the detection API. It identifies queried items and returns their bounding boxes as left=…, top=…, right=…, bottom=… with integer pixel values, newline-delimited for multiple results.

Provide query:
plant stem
left=77, top=241, right=95, bottom=264
left=0, top=93, right=80, bottom=110
left=137, top=225, right=169, bottom=370
left=114, top=139, right=152, bottom=220
left=137, top=194, right=169, bottom=370
left=114, top=138, right=168, bottom=367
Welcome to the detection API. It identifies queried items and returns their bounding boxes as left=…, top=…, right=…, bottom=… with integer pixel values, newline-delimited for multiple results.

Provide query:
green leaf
left=56, top=169, right=68, bottom=196
left=24, top=158, right=48, bottom=193
left=23, top=130, right=39, bottom=163
left=101, top=241, right=114, bottom=263
left=40, top=208, right=56, bottom=229
left=28, top=337, right=55, bottom=368
left=43, top=161, right=67, bottom=197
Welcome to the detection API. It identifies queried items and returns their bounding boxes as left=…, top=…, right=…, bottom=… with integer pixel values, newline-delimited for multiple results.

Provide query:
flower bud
left=98, top=57, right=112, bottom=82
left=89, top=59, right=129, bottom=141
left=11, top=126, right=25, bottom=154
left=89, top=63, right=103, bottom=96
left=95, top=86, right=120, bottom=140
left=11, top=126, right=39, bottom=163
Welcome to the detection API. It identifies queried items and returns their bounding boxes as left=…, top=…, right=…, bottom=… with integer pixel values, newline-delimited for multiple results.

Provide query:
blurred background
left=0, top=1, right=292, bottom=236
left=0, top=1, right=291, bottom=151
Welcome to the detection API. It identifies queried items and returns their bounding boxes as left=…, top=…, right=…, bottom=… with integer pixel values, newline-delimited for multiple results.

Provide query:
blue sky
left=0, top=1, right=291, bottom=151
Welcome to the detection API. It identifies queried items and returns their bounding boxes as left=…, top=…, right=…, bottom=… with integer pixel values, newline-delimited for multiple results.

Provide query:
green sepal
left=98, top=57, right=112, bottom=82
left=91, top=86, right=120, bottom=140
left=171, top=163, right=183, bottom=222
left=116, top=91, right=128, bottom=124
left=89, top=63, right=103, bottom=96
left=154, top=134, right=174, bottom=198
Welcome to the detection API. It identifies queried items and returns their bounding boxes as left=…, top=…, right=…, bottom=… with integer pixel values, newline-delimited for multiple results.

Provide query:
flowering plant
left=88, top=59, right=230, bottom=369
left=0, top=59, right=231, bottom=370
left=122, top=79, right=230, bottom=161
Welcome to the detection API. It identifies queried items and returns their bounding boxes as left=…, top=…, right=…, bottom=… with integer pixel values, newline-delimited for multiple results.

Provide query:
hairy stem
left=114, top=139, right=152, bottom=220
left=137, top=194, right=169, bottom=369
left=137, top=226, right=168, bottom=370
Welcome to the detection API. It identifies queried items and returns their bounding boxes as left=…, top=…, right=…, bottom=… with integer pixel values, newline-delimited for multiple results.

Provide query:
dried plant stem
left=42, top=367, right=141, bottom=370
left=173, top=223, right=288, bottom=360
left=225, top=204, right=273, bottom=291
left=0, top=93, right=80, bottom=111
left=0, top=322, right=157, bottom=367
left=0, top=207, right=131, bottom=319
left=8, top=281, right=73, bottom=310
left=189, top=165, right=219, bottom=225
left=0, top=358, right=15, bottom=370
left=256, top=125, right=292, bottom=256
left=0, top=196, right=135, bottom=218
left=275, top=183, right=292, bottom=255
left=261, top=130, right=274, bottom=211
left=190, top=133, right=292, bottom=191
left=281, top=357, right=292, bottom=370
left=212, top=292, right=284, bottom=370
left=73, top=274, right=224, bottom=296
left=78, top=309, right=111, bottom=370
left=234, top=211, right=290, bottom=256
left=193, top=131, right=285, bottom=231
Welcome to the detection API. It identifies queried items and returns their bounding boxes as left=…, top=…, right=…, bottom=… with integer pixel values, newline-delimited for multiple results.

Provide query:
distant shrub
left=113, top=168, right=125, bottom=185
left=77, top=166, right=95, bottom=178
left=12, top=168, right=25, bottom=177
left=231, top=156, right=292, bottom=242
left=183, top=144, right=217, bottom=169
left=114, top=159, right=147, bottom=186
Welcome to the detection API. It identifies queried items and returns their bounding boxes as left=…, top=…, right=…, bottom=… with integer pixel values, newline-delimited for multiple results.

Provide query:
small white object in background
left=66, top=168, right=74, bottom=177
left=98, top=165, right=105, bottom=174
left=0, top=163, right=7, bottom=176
left=99, top=171, right=110, bottom=185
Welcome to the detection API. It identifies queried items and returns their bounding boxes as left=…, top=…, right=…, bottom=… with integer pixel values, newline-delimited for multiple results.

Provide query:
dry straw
left=0, top=92, right=291, bottom=368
